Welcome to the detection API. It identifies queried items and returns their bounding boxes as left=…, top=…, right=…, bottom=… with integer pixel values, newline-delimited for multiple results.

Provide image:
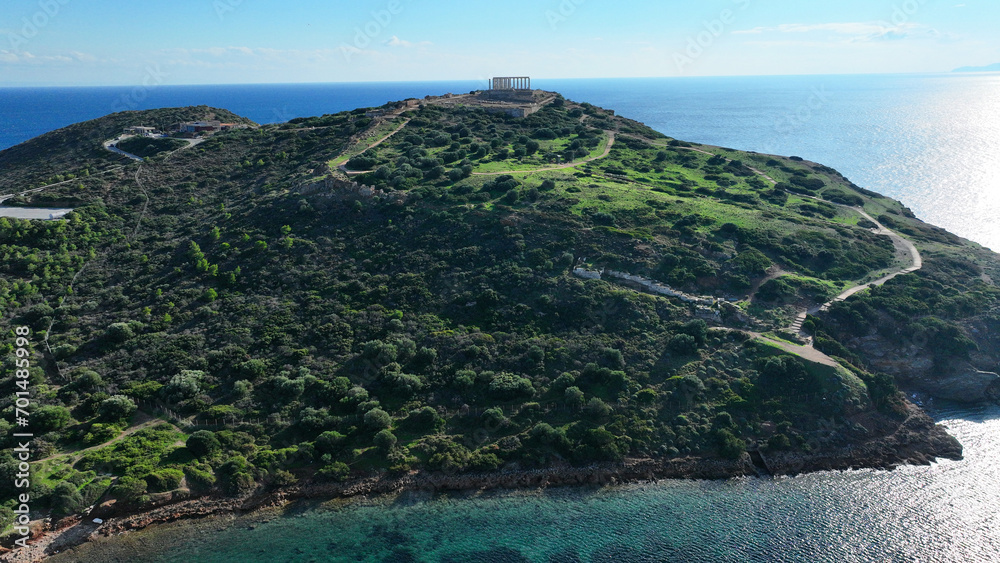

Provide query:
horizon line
left=1, top=70, right=990, bottom=89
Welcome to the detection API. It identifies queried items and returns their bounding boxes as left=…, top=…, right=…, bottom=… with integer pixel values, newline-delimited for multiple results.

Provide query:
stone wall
left=479, top=90, right=536, bottom=103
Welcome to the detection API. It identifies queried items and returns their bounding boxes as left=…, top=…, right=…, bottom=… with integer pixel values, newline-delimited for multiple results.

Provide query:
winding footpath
left=337, top=117, right=412, bottom=176
left=786, top=201, right=923, bottom=337
left=676, top=145, right=925, bottom=340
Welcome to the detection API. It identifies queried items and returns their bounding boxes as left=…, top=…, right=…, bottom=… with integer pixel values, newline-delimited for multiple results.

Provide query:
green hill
left=1, top=93, right=994, bottom=525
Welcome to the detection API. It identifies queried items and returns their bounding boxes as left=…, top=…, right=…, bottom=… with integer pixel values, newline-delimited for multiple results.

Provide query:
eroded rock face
left=918, top=366, right=1000, bottom=403
left=850, top=334, right=1000, bottom=403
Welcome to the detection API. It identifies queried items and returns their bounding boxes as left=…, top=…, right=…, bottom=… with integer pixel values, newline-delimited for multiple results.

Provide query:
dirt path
left=473, top=131, right=616, bottom=176
left=819, top=207, right=921, bottom=309
left=751, top=333, right=840, bottom=366
left=746, top=265, right=790, bottom=302
left=338, top=118, right=412, bottom=175
left=36, top=412, right=180, bottom=464
left=0, top=166, right=125, bottom=203
left=778, top=199, right=922, bottom=338
left=674, top=145, right=924, bottom=336
left=581, top=139, right=923, bottom=363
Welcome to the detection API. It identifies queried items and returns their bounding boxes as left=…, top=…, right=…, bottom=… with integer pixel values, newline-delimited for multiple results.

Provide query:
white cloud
left=0, top=50, right=99, bottom=65
left=735, top=22, right=941, bottom=43
left=385, top=36, right=431, bottom=48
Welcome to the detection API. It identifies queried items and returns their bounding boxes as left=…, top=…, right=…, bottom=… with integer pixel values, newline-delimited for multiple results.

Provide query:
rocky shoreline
left=0, top=403, right=961, bottom=563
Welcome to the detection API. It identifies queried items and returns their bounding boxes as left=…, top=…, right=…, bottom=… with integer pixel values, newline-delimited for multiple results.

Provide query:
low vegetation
left=0, top=95, right=996, bottom=532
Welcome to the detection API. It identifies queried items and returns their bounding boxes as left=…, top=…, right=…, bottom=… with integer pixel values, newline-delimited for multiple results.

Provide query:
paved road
left=103, top=138, right=144, bottom=161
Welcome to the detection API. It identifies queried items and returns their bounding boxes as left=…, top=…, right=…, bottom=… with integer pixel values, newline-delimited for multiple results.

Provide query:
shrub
left=112, top=476, right=148, bottom=503
left=316, top=431, right=348, bottom=453
left=145, top=468, right=184, bottom=492
left=187, top=430, right=221, bottom=459
left=585, top=397, right=611, bottom=419
left=184, top=465, right=217, bottom=490
left=374, top=429, right=398, bottom=451
left=488, top=373, right=534, bottom=400
left=668, top=334, right=698, bottom=355
left=83, top=423, right=120, bottom=445
left=98, top=395, right=137, bottom=422
left=564, top=386, right=585, bottom=406
left=105, top=322, right=135, bottom=343
left=716, top=429, right=746, bottom=459
left=364, top=408, right=392, bottom=429
left=317, top=462, right=351, bottom=482
left=33, top=405, right=71, bottom=433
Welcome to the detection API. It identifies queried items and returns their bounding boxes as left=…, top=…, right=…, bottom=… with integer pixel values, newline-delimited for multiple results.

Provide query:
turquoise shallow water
left=51, top=402, right=1000, bottom=562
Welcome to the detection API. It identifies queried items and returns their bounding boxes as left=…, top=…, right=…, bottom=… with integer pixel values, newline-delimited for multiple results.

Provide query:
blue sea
left=7, top=75, right=1000, bottom=561
left=2, top=74, right=999, bottom=250
left=50, top=402, right=1000, bottom=562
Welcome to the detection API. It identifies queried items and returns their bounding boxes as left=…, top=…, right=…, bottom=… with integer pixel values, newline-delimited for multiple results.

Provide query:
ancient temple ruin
left=490, top=77, right=532, bottom=90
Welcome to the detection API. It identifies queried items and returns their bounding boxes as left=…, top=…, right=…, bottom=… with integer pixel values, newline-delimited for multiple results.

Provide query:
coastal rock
left=852, top=334, right=1000, bottom=403
left=1, top=398, right=959, bottom=563
left=918, top=365, right=1000, bottom=403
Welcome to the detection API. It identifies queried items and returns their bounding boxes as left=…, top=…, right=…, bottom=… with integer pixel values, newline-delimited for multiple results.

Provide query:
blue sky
left=1, top=0, right=998, bottom=86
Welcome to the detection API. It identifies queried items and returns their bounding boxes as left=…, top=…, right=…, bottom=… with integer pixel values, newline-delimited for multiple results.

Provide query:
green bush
left=364, top=408, right=392, bottom=429
left=316, top=462, right=351, bottom=482
left=488, top=373, right=534, bottom=400
left=187, top=430, right=221, bottom=459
